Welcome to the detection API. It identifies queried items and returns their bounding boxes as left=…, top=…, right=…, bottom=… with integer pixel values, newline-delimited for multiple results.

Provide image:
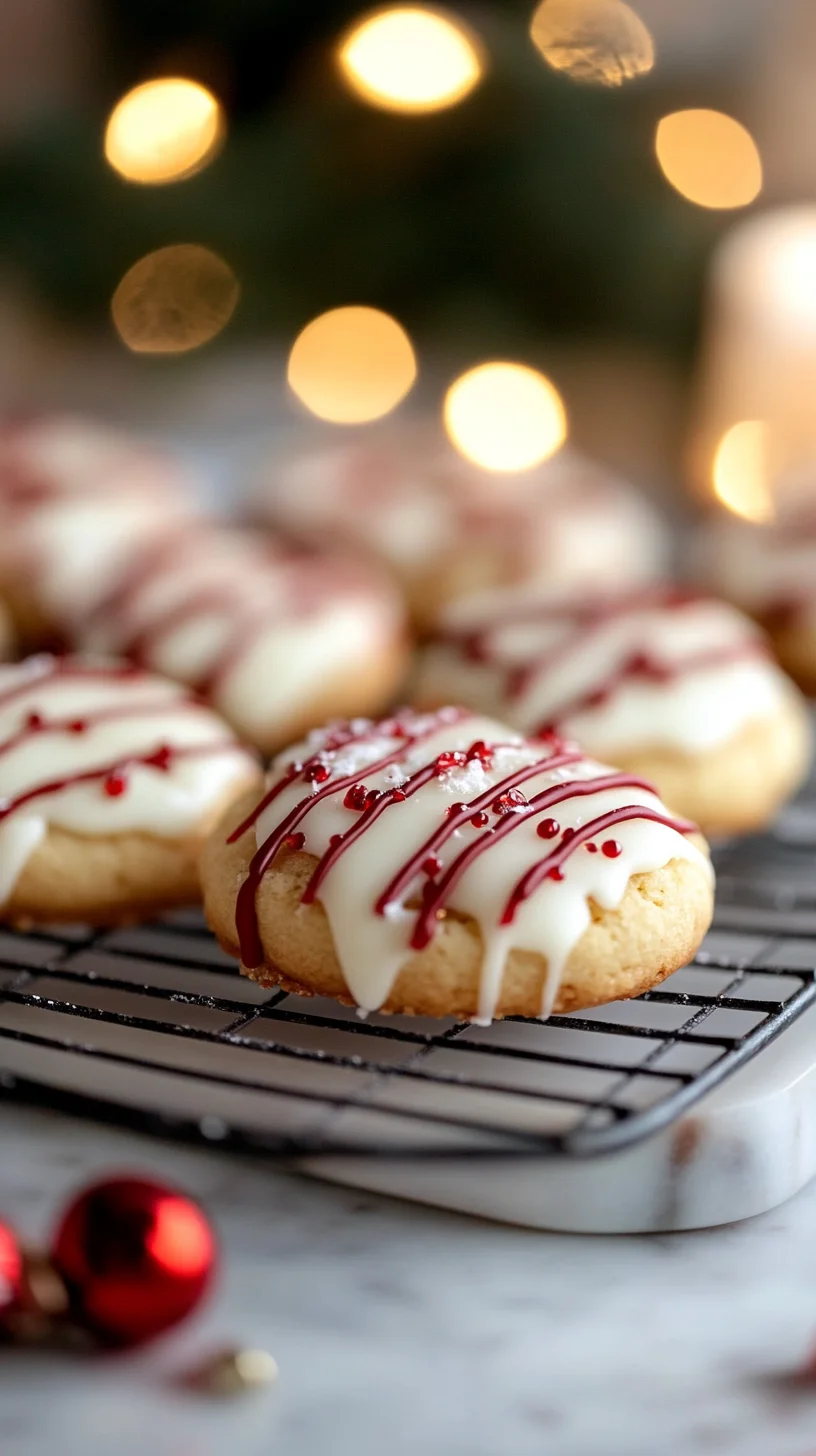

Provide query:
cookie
left=0, top=413, right=194, bottom=642
left=695, top=508, right=816, bottom=694
left=202, top=708, right=714, bottom=1022
left=75, top=525, right=409, bottom=755
left=415, top=587, right=812, bottom=836
left=255, top=422, right=667, bottom=631
left=0, top=655, right=261, bottom=925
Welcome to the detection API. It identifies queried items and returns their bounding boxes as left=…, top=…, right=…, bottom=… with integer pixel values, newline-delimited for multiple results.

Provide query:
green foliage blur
left=0, top=0, right=728, bottom=363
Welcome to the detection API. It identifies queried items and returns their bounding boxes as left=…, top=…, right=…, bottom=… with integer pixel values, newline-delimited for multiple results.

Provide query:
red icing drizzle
left=83, top=530, right=380, bottom=706
left=231, top=712, right=698, bottom=971
left=500, top=806, right=694, bottom=925
left=0, top=742, right=232, bottom=823
left=230, top=711, right=470, bottom=967
left=410, top=771, right=662, bottom=949
left=440, top=589, right=771, bottom=734
left=0, top=658, right=249, bottom=824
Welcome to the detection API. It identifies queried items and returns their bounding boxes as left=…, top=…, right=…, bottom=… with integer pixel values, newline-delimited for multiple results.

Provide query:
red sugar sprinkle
left=25, top=712, right=44, bottom=731
left=561, top=827, right=575, bottom=843
left=547, top=867, right=564, bottom=881
left=537, top=818, right=560, bottom=840
left=304, top=762, right=331, bottom=784
left=586, top=842, right=598, bottom=853
left=364, top=789, right=381, bottom=808
left=422, top=855, right=441, bottom=877
left=445, top=802, right=467, bottom=819
left=466, top=739, right=493, bottom=765
left=470, top=811, right=490, bottom=828
left=602, top=839, right=622, bottom=858
left=390, top=788, right=407, bottom=802
left=435, top=750, right=467, bottom=775
left=103, top=772, right=127, bottom=798
left=145, top=744, right=173, bottom=771
left=68, top=719, right=87, bottom=734
left=344, top=784, right=368, bottom=811
left=493, top=788, right=528, bottom=815
left=329, top=834, right=342, bottom=848
left=284, top=832, right=305, bottom=851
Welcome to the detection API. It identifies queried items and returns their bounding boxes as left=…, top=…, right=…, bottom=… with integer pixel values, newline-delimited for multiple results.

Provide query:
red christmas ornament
left=50, top=1177, right=216, bottom=1347
left=0, top=1220, right=22, bottom=1317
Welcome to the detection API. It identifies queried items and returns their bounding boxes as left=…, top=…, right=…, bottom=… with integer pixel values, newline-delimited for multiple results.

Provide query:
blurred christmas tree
left=0, top=0, right=734, bottom=363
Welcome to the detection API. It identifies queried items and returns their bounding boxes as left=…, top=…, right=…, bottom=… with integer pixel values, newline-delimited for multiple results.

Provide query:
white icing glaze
left=261, top=426, right=667, bottom=597
left=0, top=656, right=256, bottom=906
left=78, top=527, right=404, bottom=743
left=245, top=710, right=712, bottom=1021
left=416, top=589, right=792, bottom=756
left=15, top=497, right=191, bottom=626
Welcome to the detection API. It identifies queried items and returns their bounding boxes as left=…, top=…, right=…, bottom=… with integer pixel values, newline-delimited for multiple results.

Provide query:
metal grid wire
left=0, top=786, right=815, bottom=1160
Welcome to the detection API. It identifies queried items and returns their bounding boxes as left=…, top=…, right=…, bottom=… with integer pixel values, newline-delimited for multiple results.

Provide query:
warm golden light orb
left=104, top=78, right=224, bottom=185
left=529, top=0, right=654, bottom=87
left=287, top=306, right=417, bottom=423
left=443, top=362, right=567, bottom=472
left=655, top=110, right=762, bottom=210
left=338, top=6, right=484, bottom=113
left=712, top=421, right=775, bottom=523
left=111, top=244, right=240, bottom=354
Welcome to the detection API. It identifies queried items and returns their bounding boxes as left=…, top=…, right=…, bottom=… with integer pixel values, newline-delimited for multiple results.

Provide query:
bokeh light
left=529, top=0, right=654, bottom=87
left=655, top=110, right=762, bottom=210
left=443, top=362, right=567, bottom=472
left=104, top=78, right=224, bottom=185
left=111, top=244, right=240, bottom=354
left=287, top=306, right=417, bottom=423
left=712, top=421, right=775, bottom=523
left=338, top=6, right=484, bottom=113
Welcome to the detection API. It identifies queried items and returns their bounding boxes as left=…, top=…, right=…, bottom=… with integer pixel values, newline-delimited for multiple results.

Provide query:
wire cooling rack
left=0, top=789, right=815, bottom=1161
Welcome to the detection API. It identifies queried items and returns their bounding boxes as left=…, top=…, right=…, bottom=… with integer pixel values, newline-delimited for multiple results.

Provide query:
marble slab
left=308, top=998, right=816, bottom=1231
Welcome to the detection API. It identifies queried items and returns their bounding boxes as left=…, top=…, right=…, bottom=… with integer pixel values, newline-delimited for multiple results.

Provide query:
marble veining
left=1, top=1103, right=816, bottom=1456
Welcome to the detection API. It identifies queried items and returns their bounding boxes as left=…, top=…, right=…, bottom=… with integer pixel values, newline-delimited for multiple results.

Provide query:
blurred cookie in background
left=414, top=584, right=813, bottom=836
left=253, top=421, right=668, bottom=633
left=75, top=523, right=410, bottom=756
left=0, top=413, right=197, bottom=645
left=695, top=504, right=816, bottom=696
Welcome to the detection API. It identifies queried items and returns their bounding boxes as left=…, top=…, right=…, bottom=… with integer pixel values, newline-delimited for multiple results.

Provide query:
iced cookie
left=255, top=422, right=667, bottom=631
left=695, top=509, right=816, bottom=695
left=415, top=587, right=812, bottom=836
left=0, top=655, right=260, bottom=925
left=0, top=414, right=195, bottom=642
left=202, top=708, right=714, bottom=1022
left=74, top=525, right=409, bottom=755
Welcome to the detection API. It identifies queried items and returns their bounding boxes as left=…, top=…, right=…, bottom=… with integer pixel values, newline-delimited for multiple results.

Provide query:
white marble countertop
left=2, top=1105, right=816, bottom=1455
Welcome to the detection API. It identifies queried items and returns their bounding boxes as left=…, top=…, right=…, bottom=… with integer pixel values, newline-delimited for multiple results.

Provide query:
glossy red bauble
left=50, top=1177, right=216, bottom=1347
left=0, top=1219, right=22, bottom=1317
